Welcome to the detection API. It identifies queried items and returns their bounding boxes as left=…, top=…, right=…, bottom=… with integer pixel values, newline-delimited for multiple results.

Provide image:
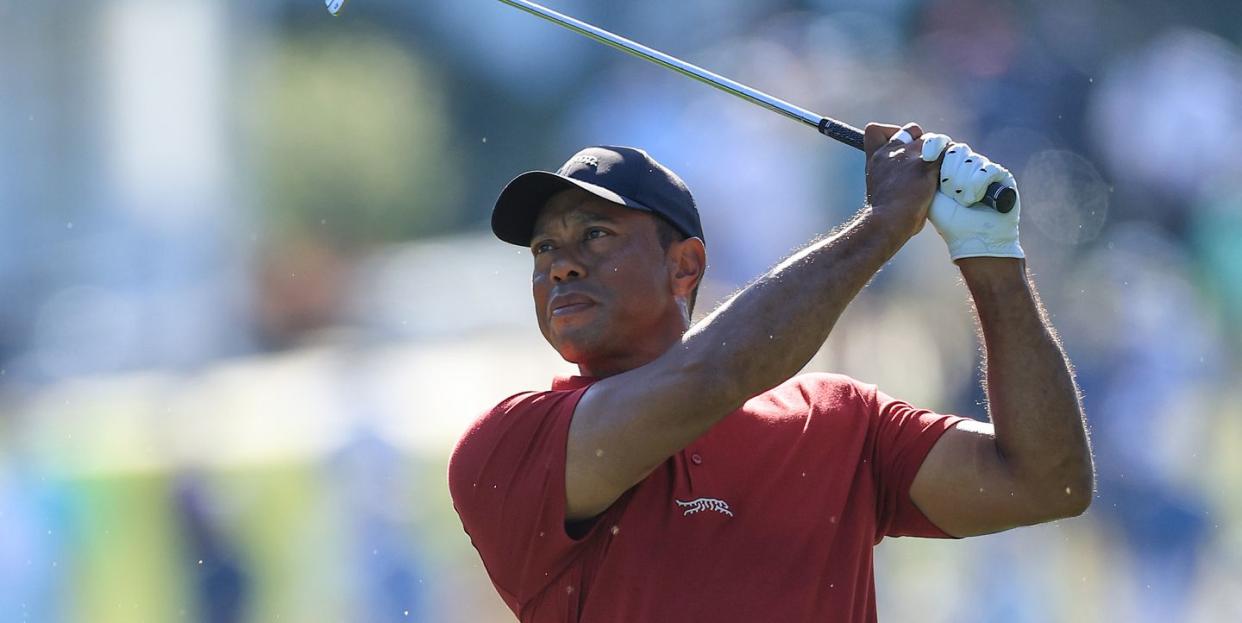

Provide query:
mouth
left=548, top=293, right=598, bottom=319
left=551, top=301, right=595, bottom=317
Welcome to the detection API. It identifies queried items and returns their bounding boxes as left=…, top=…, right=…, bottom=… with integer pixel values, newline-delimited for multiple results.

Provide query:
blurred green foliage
left=246, top=30, right=462, bottom=246
left=69, top=474, right=187, bottom=621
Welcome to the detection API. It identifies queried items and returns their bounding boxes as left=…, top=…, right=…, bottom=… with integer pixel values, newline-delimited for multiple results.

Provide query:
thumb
left=864, top=123, right=902, bottom=159
left=919, top=133, right=952, bottom=163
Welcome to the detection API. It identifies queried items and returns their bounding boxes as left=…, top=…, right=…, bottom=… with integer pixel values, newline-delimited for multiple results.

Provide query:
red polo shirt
left=448, top=373, right=966, bottom=622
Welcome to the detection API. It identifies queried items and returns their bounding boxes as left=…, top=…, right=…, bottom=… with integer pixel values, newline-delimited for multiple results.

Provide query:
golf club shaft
left=495, top=0, right=862, bottom=149
left=494, top=0, right=1017, bottom=213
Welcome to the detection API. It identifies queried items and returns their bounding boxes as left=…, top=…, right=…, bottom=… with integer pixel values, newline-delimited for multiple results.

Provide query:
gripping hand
left=920, top=134, right=1023, bottom=261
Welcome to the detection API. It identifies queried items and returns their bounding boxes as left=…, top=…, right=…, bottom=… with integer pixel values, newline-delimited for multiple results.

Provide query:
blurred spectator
left=175, top=475, right=251, bottom=623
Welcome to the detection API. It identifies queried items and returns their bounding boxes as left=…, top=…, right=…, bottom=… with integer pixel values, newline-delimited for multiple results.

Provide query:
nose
left=549, top=248, right=587, bottom=283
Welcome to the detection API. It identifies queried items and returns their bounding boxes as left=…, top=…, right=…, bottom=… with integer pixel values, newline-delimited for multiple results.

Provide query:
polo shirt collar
left=552, top=375, right=598, bottom=391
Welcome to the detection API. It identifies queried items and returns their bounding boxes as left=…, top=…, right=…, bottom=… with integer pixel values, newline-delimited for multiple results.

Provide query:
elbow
left=1037, top=463, right=1095, bottom=521
left=1013, top=454, right=1094, bottom=523
left=1058, top=479, right=1093, bottom=518
left=1065, top=465, right=1096, bottom=517
left=1059, top=442, right=1097, bottom=518
left=1013, top=424, right=1096, bottom=521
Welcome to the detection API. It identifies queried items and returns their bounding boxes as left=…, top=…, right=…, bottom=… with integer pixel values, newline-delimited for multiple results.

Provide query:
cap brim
left=491, top=171, right=654, bottom=246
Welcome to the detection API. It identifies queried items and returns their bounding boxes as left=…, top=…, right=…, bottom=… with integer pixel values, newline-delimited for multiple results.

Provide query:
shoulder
left=774, top=372, right=878, bottom=409
left=454, top=388, right=587, bottom=442
left=447, top=388, right=586, bottom=493
left=460, top=390, right=548, bottom=433
left=452, top=391, right=536, bottom=449
left=741, top=374, right=879, bottom=427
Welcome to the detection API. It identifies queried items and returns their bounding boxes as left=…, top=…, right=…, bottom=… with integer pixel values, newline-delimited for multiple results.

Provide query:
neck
left=577, top=355, right=656, bottom=379
left=576, top=318, right=688, bottom=379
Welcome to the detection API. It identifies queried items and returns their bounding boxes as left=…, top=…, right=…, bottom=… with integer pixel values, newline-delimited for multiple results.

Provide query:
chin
left=551, top=328, right=609, bottom=366
left=552, top=338, right=591, bottom=365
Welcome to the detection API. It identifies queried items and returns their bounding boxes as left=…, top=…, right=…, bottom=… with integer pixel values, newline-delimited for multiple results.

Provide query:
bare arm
left=566, top=123, right=936, bottom=520
left=910, top=257, right=1095, bottom=536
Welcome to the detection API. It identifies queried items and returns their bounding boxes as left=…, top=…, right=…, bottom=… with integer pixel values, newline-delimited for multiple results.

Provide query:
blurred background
left=1, top=0, right=1240, bottom=620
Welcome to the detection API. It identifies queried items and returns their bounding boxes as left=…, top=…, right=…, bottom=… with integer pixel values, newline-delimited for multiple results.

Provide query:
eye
left=532, top=240, right=554, bottom=256
left=584, top=227, right=609, bottom=241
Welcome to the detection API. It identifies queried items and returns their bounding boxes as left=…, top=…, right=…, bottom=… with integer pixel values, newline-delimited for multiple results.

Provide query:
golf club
left=326, top=0, right=1017, bottom=213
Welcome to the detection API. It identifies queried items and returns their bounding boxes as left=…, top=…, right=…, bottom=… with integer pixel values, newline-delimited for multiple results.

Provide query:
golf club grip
left=817, top=119, right=1017, bottom=213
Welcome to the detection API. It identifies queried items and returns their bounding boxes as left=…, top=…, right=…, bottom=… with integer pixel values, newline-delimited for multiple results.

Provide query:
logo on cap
left=561, top=154, right=599, bottom=172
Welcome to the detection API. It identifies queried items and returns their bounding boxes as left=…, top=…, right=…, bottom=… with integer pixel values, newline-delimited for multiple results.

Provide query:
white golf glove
left=919, top=134, right=1023, bottom=261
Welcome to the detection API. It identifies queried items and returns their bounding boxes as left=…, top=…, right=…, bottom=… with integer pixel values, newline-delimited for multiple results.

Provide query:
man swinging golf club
left=448, top=122, right=1094, bottom=622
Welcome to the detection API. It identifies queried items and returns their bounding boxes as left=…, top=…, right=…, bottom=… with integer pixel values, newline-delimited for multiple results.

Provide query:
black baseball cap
left=491, top=146, right=704, bottom=247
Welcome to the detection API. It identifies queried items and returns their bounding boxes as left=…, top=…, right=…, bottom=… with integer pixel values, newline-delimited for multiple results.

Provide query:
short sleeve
left=869, top=388, right=967, bottom=539
left=447, top=388, right=596, bottom=613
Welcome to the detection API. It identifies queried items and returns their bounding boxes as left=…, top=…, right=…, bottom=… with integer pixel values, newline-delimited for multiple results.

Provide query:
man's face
left=530, top=189, right=676, bottom=365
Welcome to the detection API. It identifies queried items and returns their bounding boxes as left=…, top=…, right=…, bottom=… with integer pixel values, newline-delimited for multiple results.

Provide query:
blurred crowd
left=1, top=0, right=1240, bottom=620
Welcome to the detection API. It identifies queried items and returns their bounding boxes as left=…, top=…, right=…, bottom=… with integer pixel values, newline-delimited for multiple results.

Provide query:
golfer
left=448, top=122, right=1094, bottom=622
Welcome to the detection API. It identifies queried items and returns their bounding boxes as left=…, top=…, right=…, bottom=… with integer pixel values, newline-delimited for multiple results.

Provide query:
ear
left=666, top=236, right=706, bottom=299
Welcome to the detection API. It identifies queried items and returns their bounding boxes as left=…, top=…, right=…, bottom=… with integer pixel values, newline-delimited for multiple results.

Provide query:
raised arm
left=565, top=123, right=936, bottom=520
left=909, top=259, right=1094, bottom=535
left=908, top=138, right=1094, bottom=536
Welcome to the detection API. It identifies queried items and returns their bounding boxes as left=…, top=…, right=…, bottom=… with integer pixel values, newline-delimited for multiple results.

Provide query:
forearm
left=680, top=206, right=906, bottom=412
left=960, top=258, right=1094, bottom=511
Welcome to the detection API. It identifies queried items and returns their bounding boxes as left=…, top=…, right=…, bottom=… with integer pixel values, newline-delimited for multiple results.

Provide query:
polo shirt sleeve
left=447, top=387, right=595, bottom=612
left=869, top=387, right=967, bottom=539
